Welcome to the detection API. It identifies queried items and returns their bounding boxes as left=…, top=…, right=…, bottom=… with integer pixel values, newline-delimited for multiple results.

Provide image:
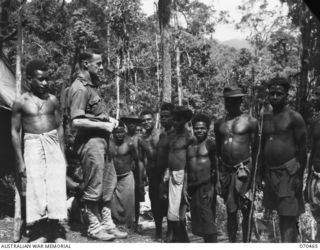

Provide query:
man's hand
left=102, top=121, right=116, bottom=132
left=183, top=189, right=190, bottom=206
left=109, top=117, right=119, bottom=128
left=19, top=168, right=27, bottom=196
left=18, top=162, right=26, bottom=177
left=163, top=168, right=170, bottom=183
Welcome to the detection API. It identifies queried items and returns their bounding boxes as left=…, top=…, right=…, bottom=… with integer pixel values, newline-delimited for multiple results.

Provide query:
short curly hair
left=140, top=109, right=153, bottom=117
left=267, top=77, right=290, bottom=92
left=26, top=59, right=48, bottom=77
left=192, top=113, right=211, bottom=129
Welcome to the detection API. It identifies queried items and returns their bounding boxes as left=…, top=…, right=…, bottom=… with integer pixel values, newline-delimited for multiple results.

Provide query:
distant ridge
left=222, top=39, right=252, bottom=50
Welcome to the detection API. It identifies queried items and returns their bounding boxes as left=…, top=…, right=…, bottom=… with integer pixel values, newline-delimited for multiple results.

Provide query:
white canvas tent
left=0, top=54, right=16, bottom=210
left=0, top=53, right=16, bottom=110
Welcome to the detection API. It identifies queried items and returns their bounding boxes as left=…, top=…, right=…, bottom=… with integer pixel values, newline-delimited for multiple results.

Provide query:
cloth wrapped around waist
left=24, top=129, right=67, bottom=224
left=220, top=158, right=251, bottom=196
left=167, top=169, right=185, bottom=221
left=266, top=158, right=300, bottom=198
left=219, top=158, right=252, bottom=212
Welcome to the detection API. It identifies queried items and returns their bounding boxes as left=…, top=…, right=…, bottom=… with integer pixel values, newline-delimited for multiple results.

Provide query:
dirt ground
left=0, top=190, right=274, bottom=243
left=0, top=214, right=216, bottom=243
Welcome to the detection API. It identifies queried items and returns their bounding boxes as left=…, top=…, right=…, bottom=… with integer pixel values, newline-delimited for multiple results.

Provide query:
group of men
left=10, top=48, right=320, bottom=243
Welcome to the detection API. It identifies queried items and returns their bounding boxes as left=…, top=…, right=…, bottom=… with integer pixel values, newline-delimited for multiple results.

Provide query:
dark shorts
left=220, top=159, right=252, bottom=213
left=76, top=137, right=116, bottom=202
left=190, top=182, right=217, bottom=236
left=263, top=159, right=304, bottom=216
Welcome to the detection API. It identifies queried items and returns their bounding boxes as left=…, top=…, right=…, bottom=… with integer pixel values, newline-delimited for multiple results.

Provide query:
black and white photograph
left=0, top=0, right=319, bottom=246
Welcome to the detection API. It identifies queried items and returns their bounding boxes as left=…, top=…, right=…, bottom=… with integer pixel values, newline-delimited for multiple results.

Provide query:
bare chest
left=219, top=116, right=251, bottom=138
left=110, top=142, right=131, bottom=157
left=23, top=98, right=55, bottom=116
left=188, top=143, right=209, bottom=158
left=263, top=113, right=292, bottom=136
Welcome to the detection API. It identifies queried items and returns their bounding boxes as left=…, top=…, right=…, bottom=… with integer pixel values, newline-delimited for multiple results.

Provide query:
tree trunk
left=176, top=44, right=182, bottom=105
left=116, top=56, right=120, bottom=120
left=155, top=34, right=161, bottom=128
left=299, top=6, right=311, bottom=121
left=106, top=22, right=110, bottom=69
left=159, top=0, right=172, bottom=103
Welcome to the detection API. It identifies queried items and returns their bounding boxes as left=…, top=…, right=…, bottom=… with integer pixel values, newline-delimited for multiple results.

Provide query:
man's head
left=172, top=106, right=193, bottom=132
left=222, top=85, right=246, bottom=113
left=136, top=125, right=144, bottom=136
left=267, top=77, right=289, bottom=110
left=113, top=120, right=126, bottom=143
left=160, top=102, right=174, bottom=130
left=192, top=113, right=210, bottom=143
left=121, top=115, right=141, bottom=136
left=26, top=59, right=49, bottom=96
left=78, top=49, right=104, bottom=84
left=140, top=109, right=154, bottom=132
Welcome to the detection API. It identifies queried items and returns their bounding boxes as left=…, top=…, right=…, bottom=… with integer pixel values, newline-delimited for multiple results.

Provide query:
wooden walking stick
left=246, top=107, right=264, bottom=242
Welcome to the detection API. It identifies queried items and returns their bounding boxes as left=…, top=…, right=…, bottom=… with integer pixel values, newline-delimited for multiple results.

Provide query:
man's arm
left=11, top=100, right=25, bottom=175
left=293, top=111, right=307, bottom=178
left=53, top=96, right=65, bottom=154
left=250, top=117, right=259, bottom=165
left=138, top=136, right=154, bottom=160
left=70, top=88, right=114, bottom=132
left=214, top=120, right=222, bottom=158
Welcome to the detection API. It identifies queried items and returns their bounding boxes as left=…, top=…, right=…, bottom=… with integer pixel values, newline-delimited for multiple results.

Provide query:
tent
left=0, top=53, right=16, bottom=110
left=0, top=53, right=16, bottom=213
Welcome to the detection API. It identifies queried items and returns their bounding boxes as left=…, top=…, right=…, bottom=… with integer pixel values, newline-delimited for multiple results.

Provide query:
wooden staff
left=246, top=108, right=264, bottom=242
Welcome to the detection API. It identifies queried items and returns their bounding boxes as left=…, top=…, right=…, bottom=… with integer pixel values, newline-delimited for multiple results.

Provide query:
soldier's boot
left=101, top=205, right=128, bottom=239
left=84, top=202, right=115, bottom=241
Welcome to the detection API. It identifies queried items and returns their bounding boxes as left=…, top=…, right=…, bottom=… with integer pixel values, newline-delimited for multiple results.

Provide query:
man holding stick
left=214, top=85, right=258, bottom=242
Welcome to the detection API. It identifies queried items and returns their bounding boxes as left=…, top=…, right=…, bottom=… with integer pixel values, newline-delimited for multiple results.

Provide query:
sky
left=141, top=0, right=288, bottom=42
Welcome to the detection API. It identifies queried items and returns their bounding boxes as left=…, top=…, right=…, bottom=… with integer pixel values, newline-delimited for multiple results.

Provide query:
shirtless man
left=155, top=103, right=175, bottom=240
left=166, top=106, right=194, bottom=243
left=261, top=77, right=307, bottom=242
left=187, top=113, right=219, bottom=242
left=139, top=109, right=162, bottom=240
left=120, top=115, right=145, bottom=231
left=11, top=60, right=67, bottom=243
left=214, top=85, right=258, bottom=242
left=109, top=121, right=138, bottom=229
left=305, top=86, right=320, bottom=241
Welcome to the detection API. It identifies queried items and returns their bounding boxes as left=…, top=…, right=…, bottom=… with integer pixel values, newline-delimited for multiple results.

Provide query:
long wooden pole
left=13, top=3, right=23, bottom=243
left=246, top=110, right=264, bottom=242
